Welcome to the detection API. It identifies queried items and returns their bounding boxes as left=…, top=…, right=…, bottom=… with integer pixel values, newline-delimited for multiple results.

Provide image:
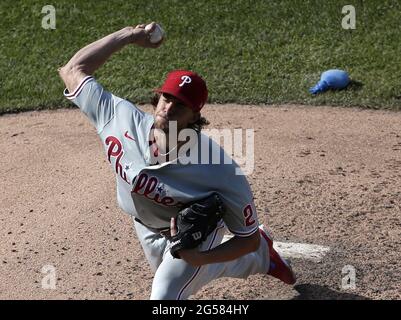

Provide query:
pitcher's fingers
left=145, top=22, right=157, bottom=33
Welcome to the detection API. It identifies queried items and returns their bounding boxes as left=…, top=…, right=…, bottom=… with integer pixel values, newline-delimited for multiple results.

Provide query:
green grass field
left=0, top=0, right=400, bottom=114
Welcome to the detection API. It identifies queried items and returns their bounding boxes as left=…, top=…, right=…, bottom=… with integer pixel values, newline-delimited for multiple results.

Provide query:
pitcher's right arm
left=58, top=22, right=161, bottom=93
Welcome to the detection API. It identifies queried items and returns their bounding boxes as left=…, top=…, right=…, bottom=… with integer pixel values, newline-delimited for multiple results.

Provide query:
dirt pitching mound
left=0, top=104, right=400, bottom=300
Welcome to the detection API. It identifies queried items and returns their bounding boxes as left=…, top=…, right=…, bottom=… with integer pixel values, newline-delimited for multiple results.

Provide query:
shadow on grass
left=346, top=80, right=364, bottom=91
left=292, top=284, right=370, bottom=300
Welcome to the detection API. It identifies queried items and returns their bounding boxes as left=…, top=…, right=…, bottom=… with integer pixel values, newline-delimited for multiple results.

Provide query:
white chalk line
left=222, top=234, right=330, bottom=263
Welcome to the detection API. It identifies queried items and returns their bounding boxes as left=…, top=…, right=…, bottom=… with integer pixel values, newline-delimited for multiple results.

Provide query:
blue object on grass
left=309, top=69, right=350, bottom=94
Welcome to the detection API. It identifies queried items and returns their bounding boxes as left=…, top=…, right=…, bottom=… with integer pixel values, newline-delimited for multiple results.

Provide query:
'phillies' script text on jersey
left=132, top=173, right=184, bottom=207
left=106, top=136, right=129, bottom=184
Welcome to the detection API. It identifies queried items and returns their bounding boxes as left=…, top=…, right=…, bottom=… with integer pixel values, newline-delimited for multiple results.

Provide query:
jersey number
left=243, top=204, right=256, bottom=227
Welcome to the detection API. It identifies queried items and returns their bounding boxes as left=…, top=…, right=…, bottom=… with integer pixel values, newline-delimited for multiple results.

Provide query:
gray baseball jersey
left=64, top=76, right=259, bottom=237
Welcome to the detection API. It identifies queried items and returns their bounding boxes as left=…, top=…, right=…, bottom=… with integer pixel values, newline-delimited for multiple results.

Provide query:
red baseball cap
left=154, top=70, right=208, bottom=112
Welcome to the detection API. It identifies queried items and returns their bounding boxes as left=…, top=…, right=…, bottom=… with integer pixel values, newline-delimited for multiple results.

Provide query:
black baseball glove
left=170, top=193, right=225, bottom=259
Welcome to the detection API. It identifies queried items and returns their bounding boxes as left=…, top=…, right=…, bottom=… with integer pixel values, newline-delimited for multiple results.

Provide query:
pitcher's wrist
left=120, top=26, right=136, bottom=45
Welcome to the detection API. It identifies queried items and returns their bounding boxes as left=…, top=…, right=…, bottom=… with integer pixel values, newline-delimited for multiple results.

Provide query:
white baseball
left=145, top=23, right=164, bottom=44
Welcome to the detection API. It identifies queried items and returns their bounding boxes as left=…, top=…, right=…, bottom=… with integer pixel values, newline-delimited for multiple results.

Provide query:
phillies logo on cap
left=179, top=75, right=192, bottom=87
left=154, top=70, right=208, bottom=112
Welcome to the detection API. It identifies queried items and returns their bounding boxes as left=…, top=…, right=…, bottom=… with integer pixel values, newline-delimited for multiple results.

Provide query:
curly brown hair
left=151, top=93, right=209, bottom=132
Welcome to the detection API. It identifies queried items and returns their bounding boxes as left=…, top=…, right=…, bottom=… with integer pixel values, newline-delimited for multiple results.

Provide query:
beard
left=153, top=114, right=168, bottom=132
left=154, top=115, right=183, bottom=134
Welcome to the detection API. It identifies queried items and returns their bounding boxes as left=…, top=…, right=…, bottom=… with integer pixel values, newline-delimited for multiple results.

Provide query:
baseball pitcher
left=58, top=22, right=296, bottom=300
